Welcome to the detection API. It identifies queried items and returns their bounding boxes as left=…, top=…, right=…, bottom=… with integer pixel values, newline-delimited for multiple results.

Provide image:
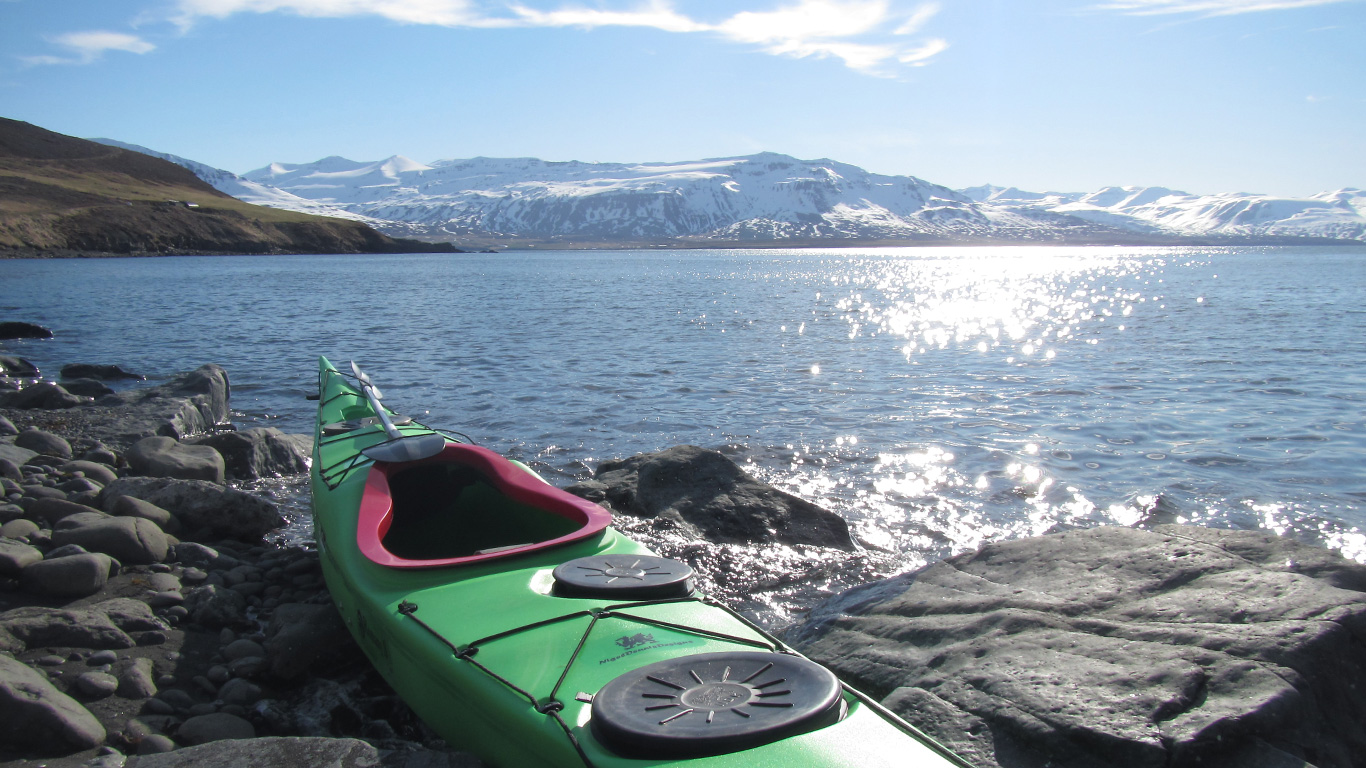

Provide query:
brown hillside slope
left=0, top=118, right=458, bottom=256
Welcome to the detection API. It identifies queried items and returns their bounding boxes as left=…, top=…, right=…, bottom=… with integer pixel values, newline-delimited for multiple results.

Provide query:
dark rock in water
left=62, top=377, right=116, bottom=398
left=193, top=427, right=310, bottom=480
left=15, top=426, right=74, bottom=458
left=0, top=322, right=52, bottom=340
left=2, top=381, right=89, bottom=409
left=98, top=477, right=282, bottom=542
left=128, top=435, right=226, bottom=483
left=20, top=552, right=117, bottom=598
left=0, top=355, right=40, bottom=378
left=62, top=363, right=146, bottom=381
left=0, top=653, right=106, bottom=752
left=264, top=602, right=361, bottom=681
left=786, top=525, right=1366, bottom=768
left=572, top=445, right=854, bottom=550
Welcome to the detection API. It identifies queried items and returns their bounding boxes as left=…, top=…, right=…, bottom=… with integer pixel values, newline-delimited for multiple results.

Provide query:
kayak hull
left=310, top=356, right=968, bottom=767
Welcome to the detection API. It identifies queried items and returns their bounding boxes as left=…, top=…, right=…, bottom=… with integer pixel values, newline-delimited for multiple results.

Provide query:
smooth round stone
left=207, top=665, right=231, bottom=685
left=137, top=734, right=177, bottom=754
left=76, top=671, right=120, bottom=699
left=146, top=590, right=184, bottom=608
left=86, top=649, right=118, bottom=666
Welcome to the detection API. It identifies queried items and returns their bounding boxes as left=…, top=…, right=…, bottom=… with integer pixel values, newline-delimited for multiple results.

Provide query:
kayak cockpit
left=357, top=442, right=612, bottom=568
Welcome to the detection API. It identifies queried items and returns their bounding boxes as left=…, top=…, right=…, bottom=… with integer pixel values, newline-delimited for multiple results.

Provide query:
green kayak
left=309, top=356, right=968, bottom=767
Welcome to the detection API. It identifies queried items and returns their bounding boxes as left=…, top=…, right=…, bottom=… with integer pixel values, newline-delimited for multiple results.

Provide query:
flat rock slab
left=0, top=364, right=231, bottom=452
left=787, top=525, right=1366, bottom=768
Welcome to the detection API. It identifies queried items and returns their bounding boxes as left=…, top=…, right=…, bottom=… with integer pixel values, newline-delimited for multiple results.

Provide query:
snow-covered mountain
left=106, top=141, right=1366, bottom=246
left=91, top=139, right=382, bottom=224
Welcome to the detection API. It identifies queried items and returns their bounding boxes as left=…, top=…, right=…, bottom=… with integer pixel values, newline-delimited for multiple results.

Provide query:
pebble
left=137, top=734, right=176, bottom=754
left=76, top=671, right=120, bottom=699
left=87, top=649, right=119, bottom=666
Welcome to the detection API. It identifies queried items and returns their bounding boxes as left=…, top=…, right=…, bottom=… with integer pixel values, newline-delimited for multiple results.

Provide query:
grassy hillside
left=0, top=118, right=459, bottom=256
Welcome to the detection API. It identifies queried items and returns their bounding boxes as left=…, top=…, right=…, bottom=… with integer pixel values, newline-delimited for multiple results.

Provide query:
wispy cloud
left=1094, top=0, right=1358, bottom=16
left=21, top=30, right=156, bottom=66
left=161, top=0, right=949, bottom=75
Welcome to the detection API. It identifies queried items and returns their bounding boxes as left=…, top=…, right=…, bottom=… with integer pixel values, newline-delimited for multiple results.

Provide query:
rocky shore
left=2, top=349, right=1364, bottom=768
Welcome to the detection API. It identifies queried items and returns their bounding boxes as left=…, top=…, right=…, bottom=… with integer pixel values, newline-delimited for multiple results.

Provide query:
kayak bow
left=309, top=356, right=969, bottom=767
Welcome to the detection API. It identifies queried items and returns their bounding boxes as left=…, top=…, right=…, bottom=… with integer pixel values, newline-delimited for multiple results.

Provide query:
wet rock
left=0, top=536, right=43, bottom=576
left=4, top=381, right=90, bottom=409
left=99, top=478, right=282, bottom=543
left=175, top=711, right=256, bottom=745
left=788, top=525, right=1366, bottom=768
left=97, top=364, right=232, bottom=441
left=0, top=653, right=106, bottom=752
left=52, top=514, right=168, bottom=564
left=0, top=322, right=52, bottom=340
left=264, top=602, right=359, bottom=681
left=21, top=552, right=116, bottom=597
left=574, top=445, right=854, bottom=550
left=62, top=363, right=146, bottom=381
left=16, top=426, right=74, bottom=458
left=193, top=427, right=310, bottom=480
left=128, top=436, right=226, bottom=484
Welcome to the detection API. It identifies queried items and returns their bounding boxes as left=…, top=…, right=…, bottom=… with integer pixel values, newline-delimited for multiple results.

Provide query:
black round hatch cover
left=590, top=651, right=844, bottom=758
left=552, top=555, right=695, bottom=600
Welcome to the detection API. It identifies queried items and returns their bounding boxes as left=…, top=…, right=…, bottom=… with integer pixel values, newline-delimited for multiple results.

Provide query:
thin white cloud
left=508, top=1, right=709, bottom=32
left=157, top=0, right=950, bottom=75
left=20, top=30, right=156, bottom=66
left=1094, top=0, right=1357, bottom=15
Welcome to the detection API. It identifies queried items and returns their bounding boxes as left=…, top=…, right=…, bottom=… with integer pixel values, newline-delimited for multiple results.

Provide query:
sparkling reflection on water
left=3, top=246, right=1363, bottom=625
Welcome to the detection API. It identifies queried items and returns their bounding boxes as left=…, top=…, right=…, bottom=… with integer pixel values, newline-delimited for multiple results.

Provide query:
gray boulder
left=15, top=426, right=73, bottom=458
left=111, top=494, right=179, bottom=532
left=99, top=477, right=283, bottom=542
left=0, top=652, right=106, bottom=752
left=3, top=382, right=89, bottom=409
left=128, top=435, right=226, bottom=483
left=20, top=552, right=117, bottom=598
left=98, top=364, right=231, bottom=440
left=0, top=537, right=43, bottom=576
left=0, top=354, right=41, bottom=375
left=52, top=515, right=168, bottom=564
left=788, top=525, right=1366, bottom=768
left=0, top=598, right=163, bottom=653
left=194, top=428, right=310, bottom=480
left=62, top=458, right=120, bottom=485
left=1, top=517, right=39, bottom=539
left=31, top=496, right=103, bottom=526
left=574, top=445, right=853, bottom=549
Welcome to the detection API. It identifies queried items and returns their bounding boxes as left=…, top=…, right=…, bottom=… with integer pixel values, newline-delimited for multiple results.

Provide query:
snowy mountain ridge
left=106, top=142, right=1366, bottom=247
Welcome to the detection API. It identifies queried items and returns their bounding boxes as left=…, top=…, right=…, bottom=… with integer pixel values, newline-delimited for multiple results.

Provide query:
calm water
left=3, top=246, right=1364, bottom=621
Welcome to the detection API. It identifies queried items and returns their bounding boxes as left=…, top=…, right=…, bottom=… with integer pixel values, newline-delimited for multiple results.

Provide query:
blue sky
left=2, top=0, right=1362, bottom=196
